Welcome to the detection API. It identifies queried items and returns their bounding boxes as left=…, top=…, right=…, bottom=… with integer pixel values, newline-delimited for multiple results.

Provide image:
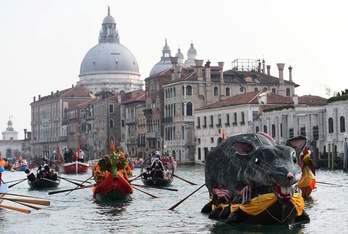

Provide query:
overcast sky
left=1, top=0, right=347, bottom=138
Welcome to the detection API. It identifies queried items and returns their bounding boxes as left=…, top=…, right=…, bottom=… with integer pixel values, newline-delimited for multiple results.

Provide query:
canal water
left=1, top=165, right=348, bottom=234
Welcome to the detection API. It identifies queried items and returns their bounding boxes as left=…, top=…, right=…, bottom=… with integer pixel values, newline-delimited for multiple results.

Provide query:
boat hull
left=13, top=165, right=28, bottom=172
left=62, top=161, right=89, bottom=174
left=95, top=190, right=128, bottom=202
left=141, top=176, right=173, bottom=187
left=28, top=178, right=60, bottom=190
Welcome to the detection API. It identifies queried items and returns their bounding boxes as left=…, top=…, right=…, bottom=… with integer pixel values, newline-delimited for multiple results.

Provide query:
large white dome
left=79, top=42, right=139, bottom=76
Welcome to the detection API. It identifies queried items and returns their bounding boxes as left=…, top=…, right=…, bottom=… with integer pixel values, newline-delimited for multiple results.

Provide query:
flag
left=57, top=145, right=62, bottom=163
left=222, top=129, right=225, bottom=140
left=73, top=146, right=80, bottom=161
left=110, top=139, right=115, bottom=154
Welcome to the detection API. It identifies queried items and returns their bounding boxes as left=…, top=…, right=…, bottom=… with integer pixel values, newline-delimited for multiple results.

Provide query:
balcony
left=162, top=117, right=173, bottom=123
left=126, top=118, right=136, bottom=125
left=145, top=132, right=158, bottom=139
left=216, top=123, right=222, bottom=128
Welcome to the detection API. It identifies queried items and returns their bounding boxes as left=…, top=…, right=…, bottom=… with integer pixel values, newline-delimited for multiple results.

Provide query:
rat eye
left=255, top=157, right=259, bottom=164
left=293, top=156, right=297, bottom=164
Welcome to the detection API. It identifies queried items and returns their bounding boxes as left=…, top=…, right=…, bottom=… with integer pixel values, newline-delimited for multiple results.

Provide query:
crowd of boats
left=0, top=133, right=321, bottom=226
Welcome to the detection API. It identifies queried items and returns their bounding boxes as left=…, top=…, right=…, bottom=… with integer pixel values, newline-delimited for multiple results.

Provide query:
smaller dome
left=176, top=49, right=184, bottom=59
left=103, top=15, right=115, bottom=24
left=187, top=43, right=197, bottom=58
left=149, top=39, right=173, bottom=76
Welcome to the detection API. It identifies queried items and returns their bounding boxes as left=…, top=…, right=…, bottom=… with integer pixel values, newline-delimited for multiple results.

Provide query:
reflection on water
left=1, top=166, right=348, bottom=233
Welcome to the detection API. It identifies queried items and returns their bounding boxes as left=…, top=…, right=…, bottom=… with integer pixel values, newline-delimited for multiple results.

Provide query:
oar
left=8, top=178, right=28, bottom=188
left=8, top=200, right=41, bottom=210
left=129, top=173, right=143, bottom=183
left=57, top=176, right=92, bottom=184
left=4, top=178, right=27, bottom=184
left=42, top=178, right=59, bottom=183
left=132, top=183, right=178, bottom=192
left=173, top=174, right=197, bottom=185
left=1, top=197, right=50, bottom=206
left=65, top=175, right=93, bottom=196
left=48, top=184, right=95, bottom=195
left=0, top=192, right=48, bottom=200
left=58, top=177, right=83, bottom=186
left=0, top=204, right=31, bottom=214
left=133, top=186, right=158, bottom=198
left=168, top=184, right=206, bottom=211
left=316, top=181, right=345, bottom=187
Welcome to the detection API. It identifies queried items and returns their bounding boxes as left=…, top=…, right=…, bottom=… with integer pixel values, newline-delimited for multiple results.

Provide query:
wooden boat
left=61, top=161, right=89, bottom=174
left=140, top=158, right=174, bottom=187
left=28, top=177, right=60, bottom=190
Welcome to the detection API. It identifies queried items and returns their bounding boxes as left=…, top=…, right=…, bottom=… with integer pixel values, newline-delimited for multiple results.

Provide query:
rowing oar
left=8, top=178, right=28, bottom=188
left=4, top=178, right=27, bottom=184
left=132, top=183, right=178, bottom=192
left=129, top=173, right=143, bottom=183
left=133, top=186, right=158, bottom=198
left=316, top=181, right=345, bottom=187
left=173, top=174, right=197, bottom=186
left=57, top=177, right=83, bottom=186
left=7, top=200, right=41, bottom=210
left=48, top=184, right=95, bottom=195
left=0, top=192, right=48, bottom=200
left=0, top=204, right=31, bottom=214
left=57, top=176, right=92, bottom=184
left=1, top=197, right=50, bottom=206
left=168, top=184, right=205, bottom=211
left=65, top=175, right=94, bottom=196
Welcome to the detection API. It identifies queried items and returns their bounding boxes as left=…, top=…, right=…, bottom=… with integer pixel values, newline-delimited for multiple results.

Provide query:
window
left=203, top=116, right=207, bottom=128
left=300, top=127, right=306, bottom=136
left=186, top=86, right=192, bottom=96
left=217, top=114, right=221, bottom=127
left=328, top=118, right=334, bottom=133
left=174, top=87, right=176, bottom=97
left=225, top=113, right=230, bottom=126
left=340, top=116, right=346, bottom=132
left=240, top=87, right=244, bottom=93
left=198, top=148, right=201, bottom=160
left=263, top=125, right=267, bottom=133
left=197, top=117, right=201, bottom=129
left=121, top=120, right=125, bottom=127
left=286, top=88, right=291, bottom=96
left=186, top=102, right=193, bottom=116
left=181, top=126, right=185, bottom=140
left=210, top=115, right=214, bottom=128
left=254, top=87, right=258, bottom=92
left=214, top=87, right=218, bottom=96
left=226, top=87, right=230, bottom=96
left=313, top=126, right=319, bottom=140
left=256, top=126, right=259, bottom=133
left=109, top=104, right=114, bottom=113
left=182, top=103, right=185, bottom=116
left=289, top=128, right=294, bottom=138
left=240, top=112, right=245, bottom=125
left=272, top=88, right=276, bottom=94
left=280, top=123, right=283, bottom=137
left=204, top=147, right=209, bottom=159
left=210, top=137, right=214, bottom=143
left=182, top=86, right=185, bottom=96
left=110, top=119, right=114, bottom=128
left=271, top=124, right=276, bottom=138
left=233, top=113, right=237, bottom=125
left=198, top=138, right=201, bottom=144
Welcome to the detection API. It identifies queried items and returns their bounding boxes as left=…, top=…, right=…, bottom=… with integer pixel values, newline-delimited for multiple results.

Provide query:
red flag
left=73, top=147, right=80, bottom=161
left=57, top=145, right=62, bottom=163
left=110, top=139, right=115, bottom=154
left=222, top=129, right=225, bottom=140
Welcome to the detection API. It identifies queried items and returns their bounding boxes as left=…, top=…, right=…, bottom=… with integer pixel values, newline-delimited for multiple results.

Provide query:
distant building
left=2, top=119, right=18, bottom=140
left=77, top=7, right=143, bottom=93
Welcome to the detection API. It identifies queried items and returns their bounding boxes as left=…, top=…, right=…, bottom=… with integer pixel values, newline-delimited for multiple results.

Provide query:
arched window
left=272, top=88, right=276, bottom=94
left=286, top=88, right=291, bottom=96
left=263, top=125, right=268, bottom=133
left=328, top=118, right=334, bottom=133
left=186, top=86, right=192, bottom=96
left=186, top=102, right=193, bottom=116
left=226, top=87, right=230, bottom=96
left=109, top=119, right=114, bottom=128
left=340, top=116, right=346, bottom=132
left=214, top=87, right=218, bottom=96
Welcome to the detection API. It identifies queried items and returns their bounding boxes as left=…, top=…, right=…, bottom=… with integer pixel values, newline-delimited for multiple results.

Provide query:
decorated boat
left=92, top=148, right=133, bottom=202
left=141, top=153, right=175, bottom=187
left=201, top=133, right=309, bottom=225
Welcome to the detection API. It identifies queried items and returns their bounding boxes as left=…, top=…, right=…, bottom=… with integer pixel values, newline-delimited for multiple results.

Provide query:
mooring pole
left=344, top=138, right=348, bottom=171
left=328, top=143, right=331, bottom=169
left=332, top=143, right=335, bottom=170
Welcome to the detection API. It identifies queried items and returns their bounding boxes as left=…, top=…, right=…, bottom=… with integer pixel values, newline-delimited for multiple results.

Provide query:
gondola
left=28, top=177, right=60, bottom=190
left=140, top=158, right=174, bottom=187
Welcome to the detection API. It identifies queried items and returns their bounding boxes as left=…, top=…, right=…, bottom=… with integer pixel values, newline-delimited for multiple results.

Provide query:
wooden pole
left=168, top=184, right=205, bottom=211
left=0, top=204, right=31, bottom=214
left=328, top=143, right=331, bottom=169
left=332, top=143, right=335, bottom=170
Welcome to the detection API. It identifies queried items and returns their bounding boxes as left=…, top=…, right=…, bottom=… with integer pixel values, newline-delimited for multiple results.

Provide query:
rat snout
left=287, top=172, right=294, bottom=180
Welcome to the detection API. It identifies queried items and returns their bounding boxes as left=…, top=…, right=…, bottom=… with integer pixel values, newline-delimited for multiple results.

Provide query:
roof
left=33, top=86, right=93, bottom=103
left=122, top=89, right=145, bottom=104
left=298, top=95, right=327, bottom=106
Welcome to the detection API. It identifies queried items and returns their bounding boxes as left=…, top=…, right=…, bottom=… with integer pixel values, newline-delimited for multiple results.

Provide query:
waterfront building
left=77, top=7, right=143, bottom=93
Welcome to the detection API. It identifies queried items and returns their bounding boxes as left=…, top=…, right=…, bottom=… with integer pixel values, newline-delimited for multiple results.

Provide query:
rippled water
left=1, top=166, right=348, bottom=234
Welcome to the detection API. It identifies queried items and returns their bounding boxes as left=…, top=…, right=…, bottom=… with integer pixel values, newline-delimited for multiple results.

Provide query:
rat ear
left=286, top=136, right=307, bottom=156
left=233, top=141, right=254, bottom=155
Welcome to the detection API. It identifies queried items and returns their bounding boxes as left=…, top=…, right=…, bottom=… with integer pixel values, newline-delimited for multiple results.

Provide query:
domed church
left=77, top=7, right=143, bottom=93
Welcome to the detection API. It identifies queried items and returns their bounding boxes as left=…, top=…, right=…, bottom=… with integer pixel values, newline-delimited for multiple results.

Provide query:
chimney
left=24, top=129, right=27, bottom=140
left=262, top=59, right=266, bottom=74
left=277, top=63, right=285, bottom=84
left=267, top=65, right=271, bottom=77
left=51, top=91, right=54, bottom=96
left=204, top=61, right=211, bottom=82
left=170, top=57, right=179, bottom=80
left=218, top=61, right=224, bottom=83
left=56, top=90, right=59, bottom=95
left=194, top=59, right=204, bottom=81
left=72, top=84, right=74, bottom=88
left=288, top=66, right=293, bottom=82
left=33, top=96, right=36, bottom=102
left=38, top=95, right=41, bottom=100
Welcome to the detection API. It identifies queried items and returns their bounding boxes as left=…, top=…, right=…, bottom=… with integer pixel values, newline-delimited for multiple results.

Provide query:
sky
left=1, top=0, right=347, bottom=139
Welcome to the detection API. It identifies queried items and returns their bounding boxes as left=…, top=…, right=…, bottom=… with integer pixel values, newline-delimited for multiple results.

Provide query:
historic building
left=0, top=119, right=25, bottom=160
left=77, top=7, right=143, bottom=93
left=162, top=57, right=297, bottom=163
left=120, top=90, right=145, bottom=156
left=30, top=85, right=93, bottom=160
